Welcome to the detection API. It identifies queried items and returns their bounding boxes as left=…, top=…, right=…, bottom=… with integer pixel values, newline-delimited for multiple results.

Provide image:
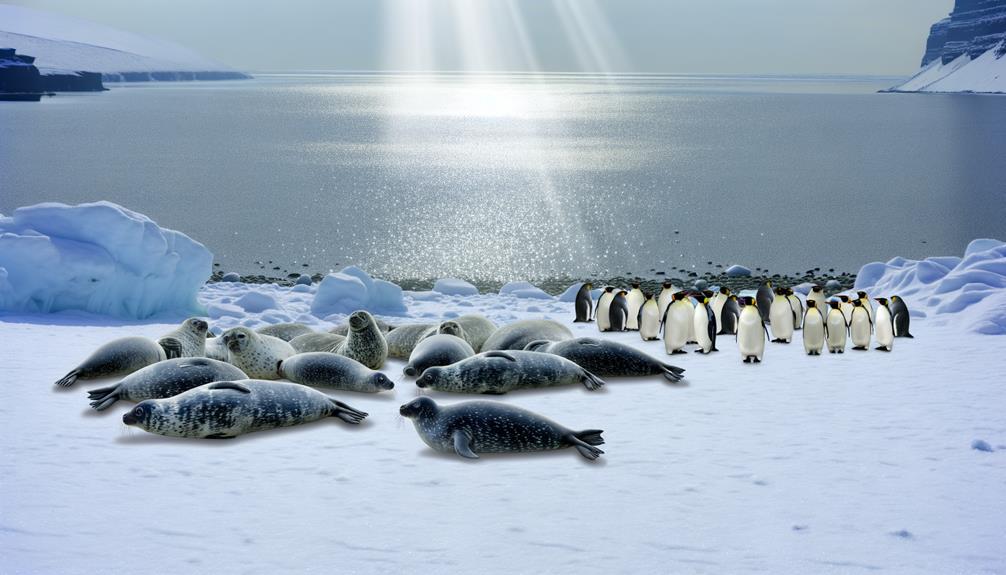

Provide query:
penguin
left=711, top=286, right=731, bottom=329
left=573, top=282, right=594, bottom=323
left=624, top=283, right=646, bottom=330
left=890, top=295, right=914, bottom=338
left=874, top=297, right=894, bottom=352
left=692, top=295, right=718, bottom=354
left=838, top=295, right=854, bottom=325
left=608, top=290, right=629, bottom=332
left=638, top=293, right=661, bottom=341
left=596, top=287, right=616, bottom=332
left=657, top=282, right=676, bottom=318
left=662, top=293, right=692, bottom=355
left=769, top=287, right=794, bottom=343
left=686, top=292, right=698, bottom=344
left=756, top=280, right=774, bottom=323
left=826, top=300, right=848, bottom=353
left=802, top=300, right=825, bottom=356
left=786, top=288, right=804, bottom=330
left=807, top=284, right=826, bottom=311
left=737, top=296, right=768, bottom=363
left=856, top=291, right=874, bottom=324
left=718, top=294, right=740, bottom=335
left=849, top=299, right=872, bottom=350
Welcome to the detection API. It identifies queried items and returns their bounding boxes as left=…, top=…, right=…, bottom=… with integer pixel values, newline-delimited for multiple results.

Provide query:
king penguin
left=786, top=288, right=804, bottom=330
left=596, top=287, right=616, bottom=332
left=638, top=293, right=661, bottom=341
left=573, top=282, right=594, bottom=323
left=756, top=280, right=774, bottom=323
left=890, top=295, right=914, bottom=338
left=711, top=286, right=731, bottom=329
left=874, top=297, right=894, bottom=352
left=718, top=294, right=740, bottom=335
left=802, top=300, right=825, bottom=355
left=663, top=293, right=693, bottom=355
left=769, top=287, right=795, bottom=343
left=692, top=295, right=718, bottom=354
left=838, top=295, right=854, bottom=325
left=807, top=284, right=826, bottom=311
left=625, top=283, right=646, bottom=331
left=826, top=300, right=848, bottom=353
left=608, top=290, right=629, bottom=332
left=738, top=296, right=768, bottom=363
left=849, top=299, right=872, bottom=350
left=856, top=291, right=875, bottom=324
left=657, top=281, right=676, bottom=319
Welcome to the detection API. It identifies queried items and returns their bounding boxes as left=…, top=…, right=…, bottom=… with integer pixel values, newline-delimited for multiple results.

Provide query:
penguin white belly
left=841, top=303, right=853, bottom=324
left=711, top=295, right=727, bottom=329
left=802, top=310, right=825, bottom=355
left=826, top=310, right=847, bottom=352
left=738, top=310, right=765, bottom=361
left=693, top=304, right=712, bottom=353
left=596, top=294, right=614, bottom=332
left=639, top=303, right=660, bottom=341
left=769, top=299, right=794, bottom=342
left=657, top=291, right=674, bottom=319
left=808, top=293, right=826, bottom=311
left=625, top=290, right=645, bottom=330
left=850, top=312, right=871, bottom=349
left=788, top=296, right=804, bottom=329
left=686, top=299, right=697, bottom=343
left=875, top=307, right=894, bottom=351
left=664, top=302, right=691, bottom=354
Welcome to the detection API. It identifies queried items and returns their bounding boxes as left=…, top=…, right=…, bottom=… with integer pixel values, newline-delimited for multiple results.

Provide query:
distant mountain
left=0, top=4, right=249, bottom=82
left=888, top=0, right=1005, bottom=94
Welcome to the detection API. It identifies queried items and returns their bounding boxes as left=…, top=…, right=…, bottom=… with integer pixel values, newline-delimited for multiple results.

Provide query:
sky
left=7, top=0, right=954, bottom=75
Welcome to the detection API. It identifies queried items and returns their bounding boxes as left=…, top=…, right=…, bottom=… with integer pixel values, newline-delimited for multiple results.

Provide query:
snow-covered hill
left=0, top=4, right=249, bottom=81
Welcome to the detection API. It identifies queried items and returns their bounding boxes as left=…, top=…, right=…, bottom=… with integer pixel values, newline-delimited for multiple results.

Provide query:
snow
left=0, top=202, right=211, bottom=320
left=433, top=278, right=479, bottom=296
left=558, top=282, right=584, bottom=302
left=310, top=267, right=407, bottom=318
left=891, top=41, right=1006, bottom=94
left=500, top=281, right=554, bottom=300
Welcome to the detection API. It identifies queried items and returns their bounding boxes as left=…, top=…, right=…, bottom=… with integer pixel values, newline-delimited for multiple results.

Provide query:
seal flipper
left=87, top=383, right=121, bottom=411
left=452, top=429, right=479, bottom=459
left=207, top=381, right=252, bottom=393
left=580, top=369, right=605, bottom=391
left=523, top=340, right=551, bottom=352
left=565, top=431, right=604, bottom=460
left=483, top=351, right=517, bottom=361
left=328, top=399, right=368, bottom=424
left=659, top=363, right=685, bottom=383
left=55, top=369, right=80, bottom=388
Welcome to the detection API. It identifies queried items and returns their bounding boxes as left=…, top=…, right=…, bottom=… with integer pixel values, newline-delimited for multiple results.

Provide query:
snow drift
left=854, top=239, right=1006, bottom=335
left=310, top=266, right=407, bottom=318
left=0, top=202, right=212, bottom=319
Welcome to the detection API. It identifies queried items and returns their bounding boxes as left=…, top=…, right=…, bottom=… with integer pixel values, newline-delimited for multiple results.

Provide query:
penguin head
left=618, top=290, right=628, bottom=297
left=827, top=300, right=841, bottom=309
left=702, top=289, right=714, bottom=299
left=851, top=299, right=863, bottom=307
left=838, top=295, right=850, bottom=303
left=857, top=291, right=868, bottom=299
left=774, top=287, right=787, bottom=296
left=631, top=282, right=640, bottom=289
left=702, top=296, right=710, bottom=304
left=729, top=295, right=738, bottom=301
left=604, top=286, right=615, bottom=293
left=644, top=293, right=653, bottom=300
left=584, top=282, right=593, bottom=290
left=811, top=285, right=823, bottom=293
left=874, top=297, right=889, bottom=307
left=719, top=286, right=731, bottom=295
left=807, top=300, right=817, bottom=308
left=662, top=281, right=672, bottom=289
left=740, top=296, right=754, bottom=306
left=891, top=295, right=901, bottom=302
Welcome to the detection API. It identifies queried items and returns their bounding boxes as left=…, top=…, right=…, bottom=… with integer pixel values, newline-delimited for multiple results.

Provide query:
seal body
left=257, top=323, right=315, bottom=342
left=330, top=317, right=395, bottom=336
left=385, top=323, right=437, bottom=359
left=333, top=310, right=388, bottom=369
left=400, top=397, right=604, bottom=460
left=524, top=338, right=684, bottom=382
left=87, top=357, right=247, bottom=410
left=573, top=282, right=593, bottom=323
left=451, top=315, right=497, bottom=352
left=289, top=332, right=346, bottom=353
left=55, top=336, right=167, bottom=387
left=157, top=318, right=209, bottom=358
left=278, top=352, right=394, bottom=393
left=480, top=319, right=573, bottom=352
left=204, top=335, right=228, bottom=362
left=404, top=334, right=475, bottom=377
left=122, top=380, right=368, bottom=438
left=415, top=350, right=604, bottom=394
left=221, top=327, right=295, bottom=379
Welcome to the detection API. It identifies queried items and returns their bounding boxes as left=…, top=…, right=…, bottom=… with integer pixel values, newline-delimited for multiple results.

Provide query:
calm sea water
left=2, top=73, right=1004, bottom=282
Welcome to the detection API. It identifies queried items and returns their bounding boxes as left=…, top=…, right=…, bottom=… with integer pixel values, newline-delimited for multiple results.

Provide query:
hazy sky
left=9, top=0, right=953, bottom=75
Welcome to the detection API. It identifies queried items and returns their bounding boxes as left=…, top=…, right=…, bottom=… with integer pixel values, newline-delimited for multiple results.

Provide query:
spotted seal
left=524, top=338, right=685, bottom=382
left=289, top=332, right=346, bottom=354
left=221, top=327, right=295, bottom=379
left=332, top=310, right=388, bottom=369
left=479, top=319, right=573, bottom=352
left=399, top=397, right=604, bottom=460
left=204, top=334, right=229, bottom=362
left=330, top=317, right=395, bottom=336
left=451, top=315, right=497, bottom=352
left=122, top=380, right=368, bottom=439
left=54, top=336, right=167, bottom=387
left=415, top=350, right=605, bottom=394
left=158, top=318, right=209, bottom=358
left=87, top=357, right=247, bottom=411
left=404, top=334, right=475, bottom=377
left=256, top=323, right=315, bottom=342
left=385, top=323, right=437, bottom=359
left=278, top=352, right=394, bottom=393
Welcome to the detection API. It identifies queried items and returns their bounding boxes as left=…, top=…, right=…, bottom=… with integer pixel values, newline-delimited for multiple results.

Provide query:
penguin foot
left=743, top=357, right=751, bottom=363
left=852, top=346, right=866, bottom=351
left=875, top=346, right=891, bottom=352
left=753, top=358, right=761, bottom=363
left=672, top=350, right=688, bottom=355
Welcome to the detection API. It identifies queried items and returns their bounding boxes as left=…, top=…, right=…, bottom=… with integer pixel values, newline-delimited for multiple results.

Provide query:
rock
left=295, top=274, right=313, bottom=286
left=221, top=272, right=241, bottom=283
left=725, top=265, right=752, bottom=277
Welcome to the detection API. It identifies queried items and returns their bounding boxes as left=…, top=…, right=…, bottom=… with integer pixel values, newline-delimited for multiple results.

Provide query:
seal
left=524, top=338, right=684, bottom=382
left=415, top=350, right=605, bottom=394
left=221, top=327, right=296, bottom=379
left=122, top=380, right=368, bottom=439
left=87, top=357, right=247, bottom=411
left=330, top=317, right=395, bottom=336
left=278, top=352, right=394, bottom=393
left=157, top=318, right=209, bottom=358
left=55, top=336, right=167, bottom=388
left=204, top=334, right=229, bottom=362
left=256, top=323, right=315, bottom=342
left=480, top=319, right=573, bottom=352
left=451, top=315, right=497, bottom=352
left=333, top=310, right=388, bottom=369
left=399, top=397, right=604, bottom=460
left=404, top=334, right=476, bottom=377
left=385, top=323, right=437, bottom=359
left=289, top=332, right=346, bottom=354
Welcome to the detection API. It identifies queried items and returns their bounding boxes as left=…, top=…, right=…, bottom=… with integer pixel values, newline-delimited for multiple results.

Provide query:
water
left=2, top=73, right=1004, bottom=283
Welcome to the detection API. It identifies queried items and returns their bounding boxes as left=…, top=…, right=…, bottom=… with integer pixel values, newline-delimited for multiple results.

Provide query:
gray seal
left=55, top=336, right=167, bottom=387
left=333, top=310, right=388, bottom=370
left=385, top=323, right=437, bottom=359
left=158, top=318, right=209, bottom=358
left=330, top=317, right=395, bottom=336
left=524, top=338, right=685, bottom=382
left=399, top=397, right=604, bottom=460
left=256, top=323, right=315, bottom=342
left=415, top=350, right=605, bottom=394
left=289, top=332, right=346, bottom=353
left=122, top=379, right=368, bottom=439
left=451, top=315, right=497, bottom=352
left=480, top=319, right=573, bottom=352
left=87, top=357, right=247, bottom=411
left=404, top=334, right=476, bottom=377
left=278, top=352, right=394, bottom=393
left=221, top=327, right=296, bottom=379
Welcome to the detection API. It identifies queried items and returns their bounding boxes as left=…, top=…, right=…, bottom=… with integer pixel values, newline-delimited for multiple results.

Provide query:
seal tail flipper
left=659, top=363, right=685, bottom=383
left=90, top=395, right=121, bottom=411
left=580, top=369, right=605, bottom=391
left=55, top=369, right=80, bottom=387
left=328, top=399, right=368, bottom=424
left=87, top=384, right=121, bottom=410
left=566, top=432, right=605, bottom=460
left=573, top=429, right=604, bottom=446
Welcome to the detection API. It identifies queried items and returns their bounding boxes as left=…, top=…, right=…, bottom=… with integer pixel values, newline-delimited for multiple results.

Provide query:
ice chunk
left=558, top=282, right=584, bottom=302
left=432, top=278, right=479, bottom=296
left=0, top=201, right=211, bottom=319
left=501, top=281, right=553, bottom=300
left=310, top=268, right=407, bottom=317
left=234, top=291, right=277, bottom=313
left=965, top=239, right=1004, bottom=258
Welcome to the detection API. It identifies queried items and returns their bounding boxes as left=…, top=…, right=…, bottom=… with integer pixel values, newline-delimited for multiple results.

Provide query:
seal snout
left=374, top=373, right=395, bottom=390
left=122, top=411, right=138, bottom=425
